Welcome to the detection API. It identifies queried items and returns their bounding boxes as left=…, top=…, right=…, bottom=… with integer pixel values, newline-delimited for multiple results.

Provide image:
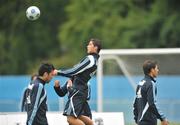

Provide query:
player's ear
left=43, top=72, right=48, bottom=78
left=94, top=46, right=98, bottom=53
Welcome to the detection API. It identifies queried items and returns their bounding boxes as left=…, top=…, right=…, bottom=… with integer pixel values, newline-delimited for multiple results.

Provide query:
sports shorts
left=63, top=90, right=91, bottom=118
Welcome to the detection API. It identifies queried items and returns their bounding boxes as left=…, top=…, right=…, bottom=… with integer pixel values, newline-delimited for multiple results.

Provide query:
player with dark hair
left=54, top=38, right=101, bottom=125
left=133, top=60, right=169, bottom=125
left=26, top=63, right=55, bottom=125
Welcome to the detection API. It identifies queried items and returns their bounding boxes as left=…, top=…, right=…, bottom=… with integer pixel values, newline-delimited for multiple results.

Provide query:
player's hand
left=54, top=80, right=60, bottom=87
left=53, top=69, right=58, bottom=75
left=67, top=79, right=72, bottom=88
left=161, top=119, right=169, bottom=125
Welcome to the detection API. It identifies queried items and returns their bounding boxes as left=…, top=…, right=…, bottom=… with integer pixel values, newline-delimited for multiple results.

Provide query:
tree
left=0, top=0, right=68, bottom=74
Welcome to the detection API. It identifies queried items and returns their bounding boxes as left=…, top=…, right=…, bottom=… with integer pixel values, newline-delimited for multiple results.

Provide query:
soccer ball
left=26, top=6, right=40, bottom=21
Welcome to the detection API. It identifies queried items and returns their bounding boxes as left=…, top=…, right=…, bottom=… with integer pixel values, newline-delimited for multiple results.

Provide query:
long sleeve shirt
left=56, top=53, right=99, bottom=97
left=27, top=78, right=48, bottom=125
left=133, top=75, right=166, bottom=125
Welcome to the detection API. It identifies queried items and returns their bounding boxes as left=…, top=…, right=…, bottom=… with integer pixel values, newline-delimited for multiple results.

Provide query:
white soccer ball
left=26, top=6, right=40, bottom=21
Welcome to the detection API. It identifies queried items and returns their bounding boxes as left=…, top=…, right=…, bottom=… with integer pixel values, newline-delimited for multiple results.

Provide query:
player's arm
left=86, top=82, right=91, bottom=100
left=54, top=80, right=68, bottom=97
left=147, top=83, right=167, bottom=122
left=54, top=79, right=73, bottom=97
left=133, top=98, right=138, bottom=123
left=161, top=119, right=169, bottom=125
left=21, top=89, right=28, bottom=112
left=54, top=55, right=95, bottom=77
left=133, top=86, right=139, bottom=124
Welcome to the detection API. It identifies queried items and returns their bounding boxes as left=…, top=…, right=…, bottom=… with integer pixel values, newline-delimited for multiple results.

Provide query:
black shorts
left=63, top=90, right=91, bottom=119
left=81, top=101, right=92, bottom=119
left=138, top=120, right=157, bottom=125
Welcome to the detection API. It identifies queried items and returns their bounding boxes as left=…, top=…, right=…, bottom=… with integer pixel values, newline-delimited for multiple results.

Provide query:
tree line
left=0, top=0, right=180, bottom=74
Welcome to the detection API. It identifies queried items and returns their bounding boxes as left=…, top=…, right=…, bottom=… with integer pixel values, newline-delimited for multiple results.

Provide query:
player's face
left=45, top=71, right=54, bottom=83
left=87, top=41, right=97, bottom=54
left=151, top=65, right=159, bottom=78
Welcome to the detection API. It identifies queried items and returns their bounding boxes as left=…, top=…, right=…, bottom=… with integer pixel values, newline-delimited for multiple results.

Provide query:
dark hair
left=90, top=38, right=102, bottom=53
left=143, top=60, right=157, bottom=75
left=38, top=63, right=55, bottom=76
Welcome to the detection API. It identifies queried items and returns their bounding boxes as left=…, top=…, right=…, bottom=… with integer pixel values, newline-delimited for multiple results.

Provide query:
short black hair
left=38, top=63, right=55, bottom=76
left=90, top=38, right=102, bottom=53
left=143, top=60, right=157, bottom=75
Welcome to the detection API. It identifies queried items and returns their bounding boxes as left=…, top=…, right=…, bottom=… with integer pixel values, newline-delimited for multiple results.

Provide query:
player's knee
left=67, top=117, right=72, bottom=124
left=88, top=120, right=94, bottom=125
left=67, top=116, right=82, bottom=125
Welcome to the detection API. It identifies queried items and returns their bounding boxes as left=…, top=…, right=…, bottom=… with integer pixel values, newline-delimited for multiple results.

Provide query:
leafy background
left=0, top=0, right=180, bottom=74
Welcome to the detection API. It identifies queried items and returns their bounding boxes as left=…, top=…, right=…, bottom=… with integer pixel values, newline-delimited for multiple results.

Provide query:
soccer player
left=21, top=74, right=38, bottom=112
left=53, top=38, right=101, bottom=125
left=133, top=60, right=169, bottom=125
left=26, top=63, right=55, bottom=125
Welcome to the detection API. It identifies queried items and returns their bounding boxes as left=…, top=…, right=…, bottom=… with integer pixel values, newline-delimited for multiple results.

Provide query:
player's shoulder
left=139, top=78, right=152, bottom=87
left=87, top=54, right=94, bottom=58
left=87, top=55, right=96, bottom=61
left=143, top=79, right=154, bottom=89
left=138, top=80, right=146, bottom=86
left=33, top=81, right=43, bottom=89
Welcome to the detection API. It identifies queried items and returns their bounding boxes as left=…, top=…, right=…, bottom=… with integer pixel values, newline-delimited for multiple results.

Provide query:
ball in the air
left=26, top=6, right=40, bottom=21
